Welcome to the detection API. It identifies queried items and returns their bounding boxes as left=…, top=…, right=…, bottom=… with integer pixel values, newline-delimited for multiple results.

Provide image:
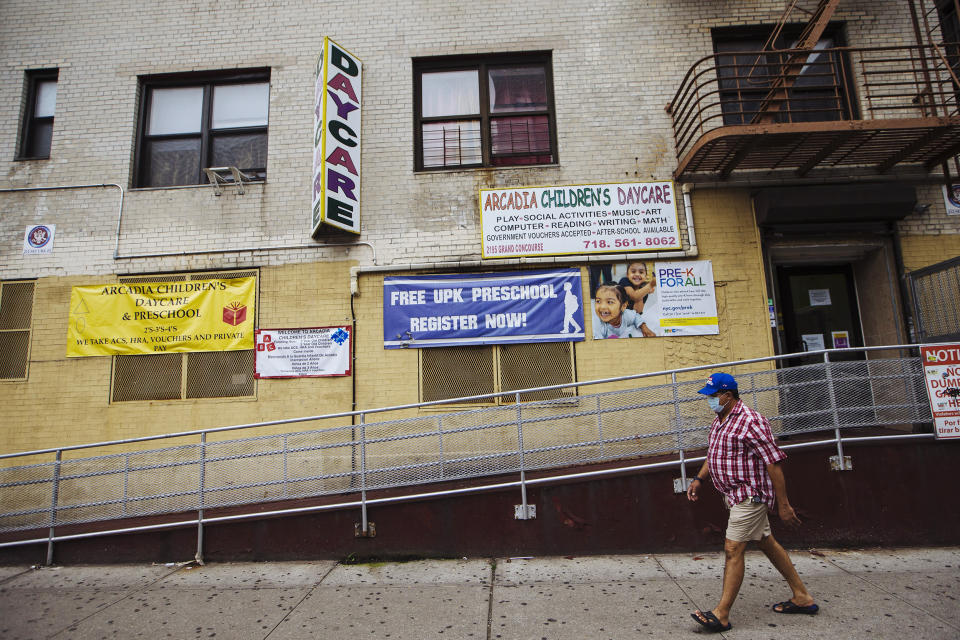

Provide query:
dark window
left=420, top=342, right=574, bottom=404
left=0, top=281, right=35, bottom=380
left=712, top=26, right=854, bottom=125
left=18, top=70, right=58, bottom=159
left=135, top=69, right=269, bottom=188
left=414, top=53, right=557, bottom=170
left=938, top=0, right=960, bottom=102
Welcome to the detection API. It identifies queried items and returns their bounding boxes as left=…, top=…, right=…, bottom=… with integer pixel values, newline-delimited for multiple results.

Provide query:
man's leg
left=694, top=537, right=747, bottom=626
left=756, top=533, right=815, bottom=607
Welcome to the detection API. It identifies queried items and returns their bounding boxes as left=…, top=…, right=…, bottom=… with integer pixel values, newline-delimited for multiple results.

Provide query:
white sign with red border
left=255, top=326, right=351, bottom=378
left=921, top=344, right=960, bottom=439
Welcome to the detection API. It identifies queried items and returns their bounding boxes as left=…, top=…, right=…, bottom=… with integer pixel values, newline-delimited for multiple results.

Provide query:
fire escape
left=668, top=0, right=960, bottom=185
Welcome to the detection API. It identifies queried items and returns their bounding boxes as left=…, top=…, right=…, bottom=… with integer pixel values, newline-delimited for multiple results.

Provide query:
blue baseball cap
left=698, top=372, right=738, bottom=395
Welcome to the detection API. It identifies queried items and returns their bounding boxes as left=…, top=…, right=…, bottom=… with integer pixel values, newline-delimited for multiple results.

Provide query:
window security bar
left=203, top=166, right=253, bottom=196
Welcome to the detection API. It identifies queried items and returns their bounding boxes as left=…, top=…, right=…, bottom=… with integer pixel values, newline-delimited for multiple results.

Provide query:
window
left=713, top=26, right=854, bottom=125
left=937, top=1, right=960, bottom=98
left=110, top=270, right=257, bottom=402
left=0, top=281, right=35, bottom=380
left=421, top=342, right=575, bottom=404
left=135, top=69, right=269, bottom=188
left=414, top=53, right=557, bottom=170
left=18, top=70, right=58, bottom=159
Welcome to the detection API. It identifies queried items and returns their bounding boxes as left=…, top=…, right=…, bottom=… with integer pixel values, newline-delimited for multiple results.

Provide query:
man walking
left=687, top=372, right=818, bottom=632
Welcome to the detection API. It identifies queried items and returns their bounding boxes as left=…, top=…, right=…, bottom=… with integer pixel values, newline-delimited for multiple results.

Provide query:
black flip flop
left=691, top=610, right=733, bottom=632
left=772, top=600, right=819, bottom=614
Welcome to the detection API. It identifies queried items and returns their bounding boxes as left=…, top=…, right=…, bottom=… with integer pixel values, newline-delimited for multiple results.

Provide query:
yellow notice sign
left=67, top=278, right=255, bottom=357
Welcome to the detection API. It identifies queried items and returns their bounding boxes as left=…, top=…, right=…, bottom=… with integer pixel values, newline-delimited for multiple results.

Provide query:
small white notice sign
left=808, top=289, right=831, bottom=306
left=255, top=327, right=351, bottom=378
left=802, top=333, right=825, bottom=351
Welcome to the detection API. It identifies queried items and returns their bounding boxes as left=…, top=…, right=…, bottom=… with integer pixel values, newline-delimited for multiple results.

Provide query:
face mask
left=708, top=394, right=725, bottom=414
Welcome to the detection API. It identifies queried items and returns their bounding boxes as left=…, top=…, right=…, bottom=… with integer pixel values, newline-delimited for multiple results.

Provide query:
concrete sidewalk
left=0, top=547, right=958, bottom=639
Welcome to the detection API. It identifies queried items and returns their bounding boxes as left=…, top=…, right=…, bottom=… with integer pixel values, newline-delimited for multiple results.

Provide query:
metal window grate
left=112, top=353, right=182, bottom=402
left=909, top=256, right=960, bottom=342
left=499, top=342, right=574, bottom=402
left=0, top=281, right=35, bottom=380
left=186, top=350, right=255, bottom=398
left=421, top=345, right=494, bottom=403
left=421, top=342, right=575, bottom=404
left=111, top=270, right=257, bottom=402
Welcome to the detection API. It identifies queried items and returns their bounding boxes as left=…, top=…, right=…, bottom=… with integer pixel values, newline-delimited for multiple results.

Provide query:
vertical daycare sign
left=313, top=37, right=362, bottom=236
left=480, top=182, right=681, bottom=259
left=67, top=278, right=255, bottom=357
left=921, top=344, right=960, bottom=439
left=383, top=269, right=584, bottom=348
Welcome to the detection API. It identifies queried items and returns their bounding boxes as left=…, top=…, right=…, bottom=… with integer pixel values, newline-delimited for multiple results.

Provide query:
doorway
left=775, top=264, right=864, bottom=366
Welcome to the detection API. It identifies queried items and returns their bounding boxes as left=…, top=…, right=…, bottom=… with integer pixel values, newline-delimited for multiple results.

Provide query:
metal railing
left=0, top=345, right=936, bottom=562
left=910, top=256, right=960, bottom=342
left=668, top=43, right=960, bottom=162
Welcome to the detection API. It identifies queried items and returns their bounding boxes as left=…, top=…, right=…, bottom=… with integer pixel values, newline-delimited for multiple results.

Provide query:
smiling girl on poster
left=592, top=283, right=654, bottom=339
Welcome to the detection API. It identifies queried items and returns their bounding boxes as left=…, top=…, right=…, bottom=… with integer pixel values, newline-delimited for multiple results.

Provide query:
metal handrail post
left=437, top=416, right=445, bottom=479
left=360, top=413, right=368, bottom=534
left=122, top=453, right=130, bottom=517
left=516, top=392, right=529, bottom=519
left=823, top=352, right=846, bottom=463
left=672, top=373, right=687, bottom=486
left=46, top=450, right=62, bottom=566
left=282, top=434, right=289, bottom=499
left=195, top=432, right=206, bottom=565
left=594, top=385, right=605, bottom=458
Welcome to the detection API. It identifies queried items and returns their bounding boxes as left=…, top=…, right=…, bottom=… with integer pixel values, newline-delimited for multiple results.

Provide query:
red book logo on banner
left=223, top=301, right=247, bottom=326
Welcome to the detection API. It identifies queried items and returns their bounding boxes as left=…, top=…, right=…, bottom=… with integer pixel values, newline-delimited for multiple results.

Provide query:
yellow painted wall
left=349, top=187, right=775, bottom=412
left=2, top=189, right=777, bottom=457
left=899, top=235, right=960, bottom=272
left=0, top=261, right=357, bottom=456
left=576, top=188, right=774, bottom=387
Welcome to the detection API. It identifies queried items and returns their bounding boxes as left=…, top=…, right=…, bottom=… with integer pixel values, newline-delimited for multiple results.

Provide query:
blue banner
left=383, top=269, right=585, bottom=348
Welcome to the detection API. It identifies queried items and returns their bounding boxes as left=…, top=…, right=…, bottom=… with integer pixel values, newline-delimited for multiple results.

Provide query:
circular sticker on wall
left=27, top=225, right=52, bottom=248
left=23, top=224, right=55, bottom=255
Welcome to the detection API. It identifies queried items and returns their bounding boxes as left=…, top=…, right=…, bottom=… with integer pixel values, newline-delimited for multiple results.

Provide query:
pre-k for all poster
left=588, top=260, right=718, bottom=338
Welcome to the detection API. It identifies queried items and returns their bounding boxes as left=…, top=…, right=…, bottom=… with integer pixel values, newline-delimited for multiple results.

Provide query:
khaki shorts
left=725, top=498, right=771, bottom=542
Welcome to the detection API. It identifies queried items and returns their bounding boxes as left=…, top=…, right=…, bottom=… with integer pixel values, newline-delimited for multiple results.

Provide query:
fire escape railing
left=667, top=43, right=960, bottom=166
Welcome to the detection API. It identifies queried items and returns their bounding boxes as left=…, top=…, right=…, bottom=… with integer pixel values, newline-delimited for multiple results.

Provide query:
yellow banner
left=67, top=278, right=255, bottom=357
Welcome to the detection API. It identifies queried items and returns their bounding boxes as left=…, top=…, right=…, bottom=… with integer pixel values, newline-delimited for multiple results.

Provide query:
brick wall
left=0, top=262, right=355, bottom=455
left=0, top=0, right=952, bottom=456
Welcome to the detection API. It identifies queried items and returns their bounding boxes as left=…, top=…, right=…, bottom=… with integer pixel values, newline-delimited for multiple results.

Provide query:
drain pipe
left=682, top=183, right=698, bottom=254
left=349, top=183, right=699, bottom=294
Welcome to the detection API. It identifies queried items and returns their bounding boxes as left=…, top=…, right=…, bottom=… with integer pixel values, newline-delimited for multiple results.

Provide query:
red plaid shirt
left=706, top=399, right=786, bottom=509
